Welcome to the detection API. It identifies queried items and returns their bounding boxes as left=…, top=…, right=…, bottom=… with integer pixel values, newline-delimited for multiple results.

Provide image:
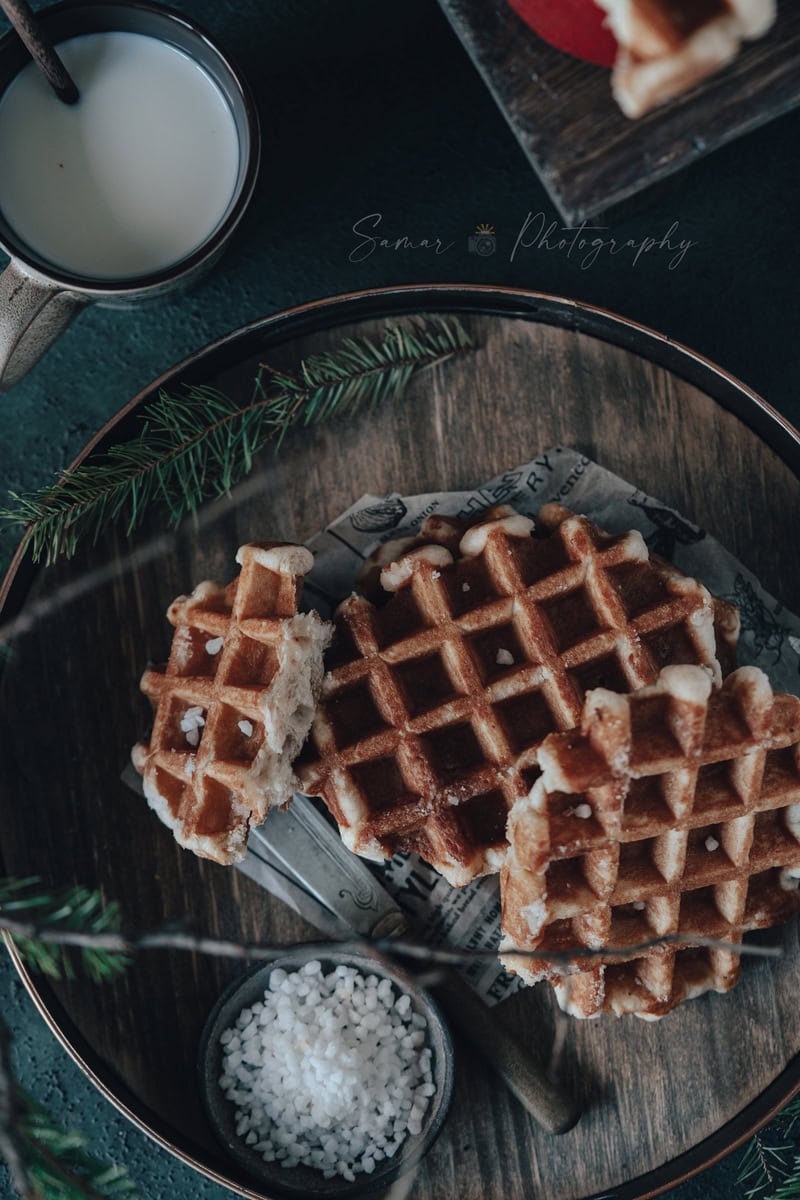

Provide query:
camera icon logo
left=467, top=222, right=496, bottom=257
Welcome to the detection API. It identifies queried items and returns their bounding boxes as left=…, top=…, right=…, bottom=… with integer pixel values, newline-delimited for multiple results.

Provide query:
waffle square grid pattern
left=132, top=544, right=330, bottom=865
left=298, top=504, right=723, bottom=887
left=501, top=665, right=800, bottom=1018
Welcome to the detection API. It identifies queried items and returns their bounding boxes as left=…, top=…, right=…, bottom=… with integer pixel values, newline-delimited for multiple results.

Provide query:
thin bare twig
left=0, top=914, right=783, bottom=968
left=0, top=466, right=275, bottom=647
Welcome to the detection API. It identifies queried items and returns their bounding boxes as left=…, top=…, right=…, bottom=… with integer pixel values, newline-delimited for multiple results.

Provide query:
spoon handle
left=434, top=973, right=581, bottom=1135
left=0, top=0, right=79, bottom=104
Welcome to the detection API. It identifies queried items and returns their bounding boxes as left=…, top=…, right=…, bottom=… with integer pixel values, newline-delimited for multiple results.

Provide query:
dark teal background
left=1, top=1, right=799, bottom=1197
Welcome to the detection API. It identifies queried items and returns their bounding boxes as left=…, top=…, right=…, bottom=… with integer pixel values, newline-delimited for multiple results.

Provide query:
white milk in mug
left=0, top=30, right=241, bottom=279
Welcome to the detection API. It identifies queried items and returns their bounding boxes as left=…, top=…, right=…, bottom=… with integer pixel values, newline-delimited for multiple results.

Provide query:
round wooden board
left=2, top=287, right=800, bottom=1200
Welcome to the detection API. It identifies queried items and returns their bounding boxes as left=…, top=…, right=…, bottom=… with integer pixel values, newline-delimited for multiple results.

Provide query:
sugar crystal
left=218, top=963, right=434, bottom=1180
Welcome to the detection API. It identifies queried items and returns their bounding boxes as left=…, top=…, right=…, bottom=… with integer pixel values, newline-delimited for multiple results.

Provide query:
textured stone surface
left=0, top=0, right=797, bottom=1196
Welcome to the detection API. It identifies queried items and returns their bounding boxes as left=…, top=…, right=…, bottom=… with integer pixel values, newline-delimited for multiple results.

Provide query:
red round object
left=507, top=0, right=617, bottom=68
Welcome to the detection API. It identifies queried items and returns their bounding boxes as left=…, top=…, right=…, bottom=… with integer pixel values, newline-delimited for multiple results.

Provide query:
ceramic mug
left=0, top=0, right=260, bottom=391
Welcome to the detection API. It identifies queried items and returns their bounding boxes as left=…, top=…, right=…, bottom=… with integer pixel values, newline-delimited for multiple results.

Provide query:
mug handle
left=0, top=260, right=87, bottom=391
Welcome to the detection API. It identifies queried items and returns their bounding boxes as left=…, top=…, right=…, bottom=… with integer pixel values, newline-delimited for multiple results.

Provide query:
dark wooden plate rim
left=2, top=283, right=800, bottom=1200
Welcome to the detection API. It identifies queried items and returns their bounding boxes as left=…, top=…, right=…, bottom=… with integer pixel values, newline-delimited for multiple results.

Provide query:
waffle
left=297, top=503, right=724, bottom=886
left=596, top=0, right=776, bottom=117
left=500, top=665, right=800, bottom=1018
left=534, top=504, right=740, bottom=675
left=132, top=543, right=331, bottom=865
left=359, top=505, right=739, bottom=675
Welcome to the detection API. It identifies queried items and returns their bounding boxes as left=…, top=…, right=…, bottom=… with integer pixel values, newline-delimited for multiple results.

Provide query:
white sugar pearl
left=218, top=964, right=435, bottom=1180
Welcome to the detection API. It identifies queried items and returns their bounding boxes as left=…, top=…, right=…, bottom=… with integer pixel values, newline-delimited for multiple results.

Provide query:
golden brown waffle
left=132, top=543, right=331, bottom=865
left=596, top=0, right=776, bottom=118
left=501, top=665, right=800, bottom=1018
left=359, top=504, right=740, bottom=675
left=298, top=504, right=723, bottom=886
left=535, top=503, right=740, bottom=675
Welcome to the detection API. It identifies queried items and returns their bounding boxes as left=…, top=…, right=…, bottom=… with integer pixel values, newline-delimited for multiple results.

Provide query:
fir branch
left=0, top=865, right=793, bottom=1200
left=0, top=885, right=136, bottom=1200
left=737, top=1097, right=800, bottom=1200
left=3, top=1012, right=140, bottom=1200
left=0, top=316, right=473, bottom=565
left=738, top=1131, right=793, bottom=1199
left=0, top=879, right=129, bottom=984
left=771, top=1166, right=800, bottom=1200
left=16, top=1098, right=139, bottom=1200
left=781, top=1098, right=800, bottom=1136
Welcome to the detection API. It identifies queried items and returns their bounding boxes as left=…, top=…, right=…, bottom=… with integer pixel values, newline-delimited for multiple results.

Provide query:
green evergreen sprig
left=772, top=1172, right=800, bottom=1199
left=0, top=878, right=129, bottom=984
left=16, top=1097, right=140, bottom=1200
left=0, top=882, right=137, bottom=1200
left=2, top=864, right=798, bottom=1200
left=738, top=1097, right=800, bottom=1199
left=0, top=315, right=473, bottom=565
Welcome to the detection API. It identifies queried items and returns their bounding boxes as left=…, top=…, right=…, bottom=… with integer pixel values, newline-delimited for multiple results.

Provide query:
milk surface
left=0, top=31, right=241, bottom=279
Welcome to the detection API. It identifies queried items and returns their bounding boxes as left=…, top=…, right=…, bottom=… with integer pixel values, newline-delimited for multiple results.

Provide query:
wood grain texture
left=437, top=0, right=800, bottom=221
left=1, top=311, right=800, bottom=1200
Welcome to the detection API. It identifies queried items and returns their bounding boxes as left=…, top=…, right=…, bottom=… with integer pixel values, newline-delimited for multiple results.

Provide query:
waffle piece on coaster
left=298, top=503, right=724, bottom=886
left=500, top=665, right=800, bottom=1018
left=596, top=0, right=777, bottom=118
left=132, top=543, right=331, bottom=864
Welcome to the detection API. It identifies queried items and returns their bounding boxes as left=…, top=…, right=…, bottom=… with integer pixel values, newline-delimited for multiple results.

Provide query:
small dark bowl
left=198, top=943, right=454, bottom=1198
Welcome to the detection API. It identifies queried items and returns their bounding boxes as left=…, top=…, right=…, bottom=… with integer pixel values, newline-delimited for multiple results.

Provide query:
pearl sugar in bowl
left=199, top=945, right=454, bottom=1197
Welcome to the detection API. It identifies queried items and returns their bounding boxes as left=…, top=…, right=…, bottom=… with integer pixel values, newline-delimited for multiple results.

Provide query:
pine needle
left=738, top=1132, right=792, bottom=1199
left=780, top=1097, right=800, bottom=1133
left=771, top=1164, right=800, bottom=1200
left=738, top=1097, right=800, bottom=1200
left=18, top=1096, right=140, bottom=1199
left=0, top=878, right=129, bottom=984
left=0, top=316, right=473, bottom=565
left=0, top=861, right=798, bottom=1200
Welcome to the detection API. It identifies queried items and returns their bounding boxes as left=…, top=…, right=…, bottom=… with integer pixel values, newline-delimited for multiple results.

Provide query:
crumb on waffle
left=132, top=543, right=332, bottom=865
